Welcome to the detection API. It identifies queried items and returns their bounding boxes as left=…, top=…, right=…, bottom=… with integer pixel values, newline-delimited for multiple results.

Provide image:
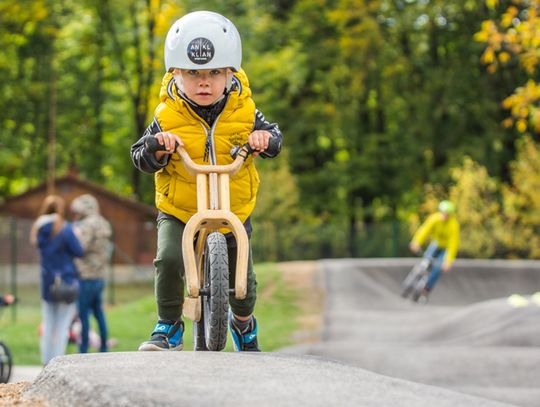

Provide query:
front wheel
left=0, top=341, right=12, bottom=383
left=412, top=275, right=428, bottom=302
left=401, top=265, right=422, bottom=299
left=202, top=232, right=229, bottom=351
left=193, top=305, right=208, bottom=351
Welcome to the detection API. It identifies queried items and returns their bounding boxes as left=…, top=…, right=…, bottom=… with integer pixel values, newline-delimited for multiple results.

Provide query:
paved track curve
left=283, top=259, right=540, bottom=407
left=24, top=258, right=540, bottom=406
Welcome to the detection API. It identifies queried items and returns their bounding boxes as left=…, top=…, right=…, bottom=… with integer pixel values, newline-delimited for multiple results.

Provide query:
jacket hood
left=71, top=194, right=100, bottom=217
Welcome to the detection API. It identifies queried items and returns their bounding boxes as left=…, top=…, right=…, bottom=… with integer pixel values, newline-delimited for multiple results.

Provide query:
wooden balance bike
left=147, top=136, right=274, bottom=351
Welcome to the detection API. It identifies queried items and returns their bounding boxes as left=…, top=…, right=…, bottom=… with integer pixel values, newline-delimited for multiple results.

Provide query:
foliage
left=476, top=0, right=540, bottom=133
left=417, top=136, right=540, bottom=259
left=0, top=0, right=538, bottom=259
left=499, top=136, right=540, bottom=257
left=449, top=157, right=503, bottom=258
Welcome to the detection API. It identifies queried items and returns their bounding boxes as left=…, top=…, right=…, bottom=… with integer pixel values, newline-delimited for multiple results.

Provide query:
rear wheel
left=202, top=232, right=229, bottom=351
left=0, top=341, right=12, bottom=383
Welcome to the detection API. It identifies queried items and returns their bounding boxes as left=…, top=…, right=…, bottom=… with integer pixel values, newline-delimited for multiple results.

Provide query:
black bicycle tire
left=0, top=341, right=12, bottom=384
left=401, top=282, right=414, bottom=299
left=412, top=276, right=427, bottom=302
left=401, top=265, right=421, bottom=299
left=193, top=304, right=208, bottom=351
left=202, top=232, right=229, bottom=351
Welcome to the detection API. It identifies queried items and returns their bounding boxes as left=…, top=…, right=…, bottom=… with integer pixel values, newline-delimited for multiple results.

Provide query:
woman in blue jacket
left=30, top=195, right=84, bottom=365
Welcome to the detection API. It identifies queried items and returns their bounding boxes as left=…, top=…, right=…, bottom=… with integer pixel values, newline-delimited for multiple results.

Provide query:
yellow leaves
left=154, top=1, right=184, bottom=37
left=474, top=21, right=495, bottom=42
left=481, top=47, right=496, bottom=64
left=499, top=51, right=511, bottom=63
left=520, top=50, right=540, bottom=74
left=516, top=119, right=528, bottom=132
left=503, top=117, right=514, bottom=128
left=501, top=6, right=519, bottom=28
left=446, top=157, right=501, bottom=257
left=474, top=31, right=489, bottom=43
left=518, top=106, right=529, bottom=118
left=501, top=80, right=540, bottom=132
left=486, top=0, right=498, bottom=10
left=500, top=136, right=540, bottom=255
left=479, top=0, right=540, bottom=128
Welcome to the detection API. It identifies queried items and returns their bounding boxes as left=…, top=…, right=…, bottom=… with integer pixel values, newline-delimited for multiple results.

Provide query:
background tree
left=0, top=0, right=53, bottom=196
left=476, top=0, right=540, bottom=134
left=1, top=0, right=539, bottom=259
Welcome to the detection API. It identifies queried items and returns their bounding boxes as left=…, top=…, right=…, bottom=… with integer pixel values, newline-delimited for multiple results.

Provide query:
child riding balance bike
left=131, top=11, right=282, bottom=352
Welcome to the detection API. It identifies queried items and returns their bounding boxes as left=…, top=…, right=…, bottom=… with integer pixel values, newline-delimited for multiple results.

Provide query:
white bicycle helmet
left=164, top=11, right=242, bottom=72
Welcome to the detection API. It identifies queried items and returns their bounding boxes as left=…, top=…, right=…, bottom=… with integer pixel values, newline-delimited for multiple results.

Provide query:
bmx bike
left=401, top=254, right=434, bottom=302
left=146, top=136, right=278, bottom=351
left=0, top=306, right=14, bottom=383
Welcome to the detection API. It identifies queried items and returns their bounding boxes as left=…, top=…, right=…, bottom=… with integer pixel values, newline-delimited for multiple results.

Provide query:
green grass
left=0, top=263, right=300, bottom=365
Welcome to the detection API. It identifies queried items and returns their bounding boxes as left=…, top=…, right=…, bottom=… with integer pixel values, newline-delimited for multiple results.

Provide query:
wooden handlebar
left=176, top=145, right=250, bottom=176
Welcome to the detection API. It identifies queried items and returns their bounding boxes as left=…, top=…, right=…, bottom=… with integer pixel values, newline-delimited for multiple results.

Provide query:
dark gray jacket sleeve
left=253, top=109, right=282, bottom=159
left=130, top=118, right=171, bottom=173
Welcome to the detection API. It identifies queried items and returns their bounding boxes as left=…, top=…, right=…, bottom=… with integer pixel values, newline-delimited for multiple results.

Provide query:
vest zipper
left=181, top=94, right=229, bottom=165
left=206, top=112, right=224, bottom=165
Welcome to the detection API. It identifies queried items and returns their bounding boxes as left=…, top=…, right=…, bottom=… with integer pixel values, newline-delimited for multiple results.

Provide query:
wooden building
left=0, top=172, right=158, bottom=264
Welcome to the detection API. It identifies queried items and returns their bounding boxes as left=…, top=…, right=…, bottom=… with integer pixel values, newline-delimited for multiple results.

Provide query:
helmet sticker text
left=187, top=38, right=215, bottom=65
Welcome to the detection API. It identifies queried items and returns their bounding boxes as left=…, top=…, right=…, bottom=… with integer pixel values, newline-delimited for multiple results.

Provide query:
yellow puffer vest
left=153, top=70, right=259, bottom=224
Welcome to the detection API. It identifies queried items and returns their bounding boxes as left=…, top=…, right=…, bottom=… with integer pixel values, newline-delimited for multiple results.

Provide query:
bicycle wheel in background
left=401, top=264, right=422, bottom=299
left=202, top=232, right=229, bottom=351
left=412, top=274, right=428, bottom=302
left=0, top=341, right=12, bottom=383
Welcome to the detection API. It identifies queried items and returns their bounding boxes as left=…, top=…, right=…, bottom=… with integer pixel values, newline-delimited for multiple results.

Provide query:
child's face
left=176, top=68, right=229, bottom=106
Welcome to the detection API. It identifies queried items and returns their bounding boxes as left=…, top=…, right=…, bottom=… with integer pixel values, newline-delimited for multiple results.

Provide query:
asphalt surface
left=282, top=258, right=540, bottom=407
left=24, top=352, right=514, bottom=407
left=22, top=258, right=540, bottom=406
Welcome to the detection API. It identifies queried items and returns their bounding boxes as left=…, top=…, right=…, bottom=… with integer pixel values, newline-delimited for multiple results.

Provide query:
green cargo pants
left=153, top=216, right=257, bottom=321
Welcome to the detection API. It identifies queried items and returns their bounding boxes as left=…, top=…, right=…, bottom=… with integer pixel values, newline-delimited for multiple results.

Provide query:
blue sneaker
left=229, top=312, right=261, bottom=352
left=138, top=320, right=184, bottom=351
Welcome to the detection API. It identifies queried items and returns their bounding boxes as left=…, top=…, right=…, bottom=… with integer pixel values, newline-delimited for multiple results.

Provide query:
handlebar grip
left=145, top=135, right=181, bottom=154
left=229, top=136, right=281, bottom=159
left=230, top=143, right=254, bottom=158
left=144, top=135, right=167, bottom=153
left=264, top=136, right=281, bottom=157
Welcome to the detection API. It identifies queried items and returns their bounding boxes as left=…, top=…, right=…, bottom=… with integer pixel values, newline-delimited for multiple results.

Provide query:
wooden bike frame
left=178, top=146, right=251, bottom=322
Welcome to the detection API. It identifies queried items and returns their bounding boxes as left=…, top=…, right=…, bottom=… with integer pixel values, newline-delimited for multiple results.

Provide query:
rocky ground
left=0, top=382, right=45, bottom=406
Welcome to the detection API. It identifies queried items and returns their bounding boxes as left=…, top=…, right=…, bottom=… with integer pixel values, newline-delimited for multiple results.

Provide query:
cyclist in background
left=409, top=200, right=460, bottom=299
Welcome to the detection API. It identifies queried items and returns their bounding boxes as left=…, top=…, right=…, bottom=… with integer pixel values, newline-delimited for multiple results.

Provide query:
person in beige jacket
left=71, top=194, right=112, bottom=353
